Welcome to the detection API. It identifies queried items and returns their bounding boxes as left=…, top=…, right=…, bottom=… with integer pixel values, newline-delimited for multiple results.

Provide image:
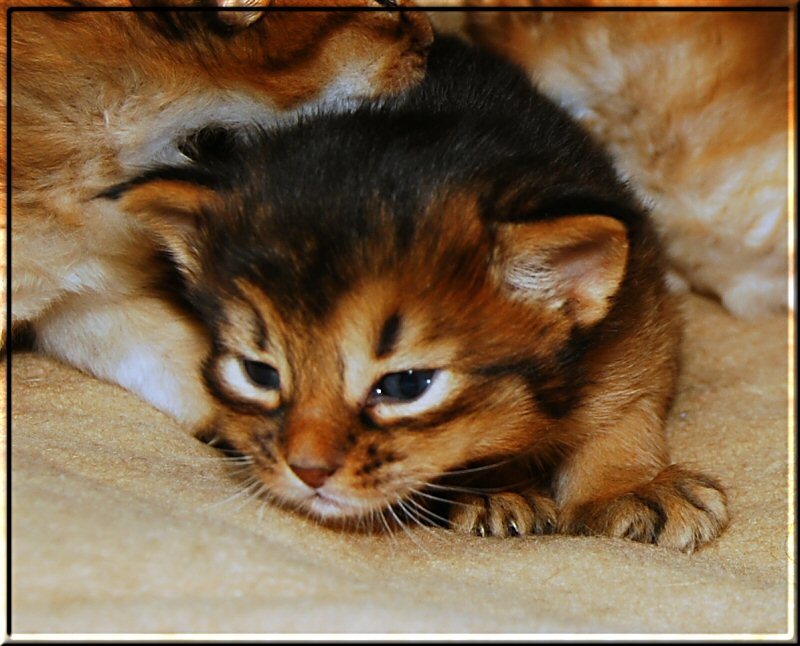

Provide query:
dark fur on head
left=119, top=35, right=654, bottom=316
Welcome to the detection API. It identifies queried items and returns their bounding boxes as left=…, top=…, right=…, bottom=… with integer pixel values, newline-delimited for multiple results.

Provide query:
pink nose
left=289, top=464, right=336, bottom=489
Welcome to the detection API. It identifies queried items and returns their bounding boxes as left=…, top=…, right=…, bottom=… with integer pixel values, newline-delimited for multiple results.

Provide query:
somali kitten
left=7, top=2, right=432, bottom=426
left=425, top=6, right=789, bottom=319
left=111, top=35, right=728, bottom=551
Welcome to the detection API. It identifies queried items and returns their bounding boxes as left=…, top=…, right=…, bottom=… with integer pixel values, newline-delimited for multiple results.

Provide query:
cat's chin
left=295, top=489, right=378, bottom=523
left=304, top=495, right=357, bottom=520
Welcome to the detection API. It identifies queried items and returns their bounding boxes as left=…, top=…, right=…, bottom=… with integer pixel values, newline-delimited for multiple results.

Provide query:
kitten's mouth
left=308, top=499, right=351, bottom=520
left=302, top=489, right=373, bottom=521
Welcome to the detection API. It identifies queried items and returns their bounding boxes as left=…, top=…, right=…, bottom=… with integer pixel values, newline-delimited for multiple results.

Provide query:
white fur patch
left=32, top=293, right=214, bottom=427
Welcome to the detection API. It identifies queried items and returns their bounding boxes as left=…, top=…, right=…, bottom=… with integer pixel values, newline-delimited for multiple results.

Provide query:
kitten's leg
left=443, top=459, right=557, bottom=537
left=32, top=292, right=215, bottom=431
left=558, top=465, right=728, bottom=552
left=553, top=408, right=729, bottom=552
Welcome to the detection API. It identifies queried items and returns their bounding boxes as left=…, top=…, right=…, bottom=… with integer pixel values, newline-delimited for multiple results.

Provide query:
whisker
left=220, top=461, right=259, bottom=477
left=424, top=479, right=535, bottom=495
left=361, top=509, right=373, bottom=536
left=395, top=479, right=487, bottom=513
left=386, top=500, right=432, bottom=557
left=378, top=508, right=405, bottom=560
left=395, top=498, right=425, bottom=528
left=351, top=508, right=367, bottom=535
left=156, top=453, right=254, bottom=465
left=214, top=454, right=253, bottom=465
left=235, top=480, right=265, bottom=512
left=410, top=488, right=468, bottom=508
left=439, top=455, right=521, bottom=477
left=403, top=494, right=452, bottom=528
left=397, top=499, right=445, bottom=541
left=257, top=496, right=270, bottom=524
left=203, top=475, right=262, bottom=512
left=376, top=508, right=399, bottom=548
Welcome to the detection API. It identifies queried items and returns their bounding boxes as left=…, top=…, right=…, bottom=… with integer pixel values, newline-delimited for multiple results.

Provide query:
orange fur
left=420, top=4, right=791, bottom=318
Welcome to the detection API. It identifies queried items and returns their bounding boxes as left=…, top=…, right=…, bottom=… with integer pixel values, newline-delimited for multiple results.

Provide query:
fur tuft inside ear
left=493, top=215, right=629, bottom=327
left=117, top=180, right=221, bottom=280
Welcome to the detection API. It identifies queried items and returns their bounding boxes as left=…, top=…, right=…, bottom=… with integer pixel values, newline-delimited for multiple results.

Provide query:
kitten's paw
left=449, top=491, right=556, bottom=537
left=560, top=465, right=729, bottom=552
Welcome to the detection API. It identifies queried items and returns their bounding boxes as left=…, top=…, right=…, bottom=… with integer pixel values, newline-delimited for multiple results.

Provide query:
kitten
left=7, top=2, right=433, bottom=427
left=424, top=5, right=790, bottom=319
left=111, top=35, right=728, bottom=551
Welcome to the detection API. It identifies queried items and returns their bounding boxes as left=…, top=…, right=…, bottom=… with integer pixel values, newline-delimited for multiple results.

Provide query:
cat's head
left=113, top=123, right=632, bottom=527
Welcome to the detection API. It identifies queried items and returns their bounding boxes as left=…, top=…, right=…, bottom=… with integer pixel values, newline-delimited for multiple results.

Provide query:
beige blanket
left=6, top=293, right=792, bottom=636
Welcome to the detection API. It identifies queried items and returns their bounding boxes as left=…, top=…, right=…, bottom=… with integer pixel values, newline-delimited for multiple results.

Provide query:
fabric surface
left=6, top=293, right=794, bottom=637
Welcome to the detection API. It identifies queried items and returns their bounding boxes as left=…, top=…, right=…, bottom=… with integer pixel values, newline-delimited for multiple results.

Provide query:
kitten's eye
left=215, top=355, right=282, bottom=411
left=370, top=369, right=436, bottom=403
left=243, top=359, right=280, bottom=390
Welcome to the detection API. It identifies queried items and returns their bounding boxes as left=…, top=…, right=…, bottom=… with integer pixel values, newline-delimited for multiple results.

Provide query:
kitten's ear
left=493, top=215, right=629, bottom=327
left=117, top=180, right=221, bottom=280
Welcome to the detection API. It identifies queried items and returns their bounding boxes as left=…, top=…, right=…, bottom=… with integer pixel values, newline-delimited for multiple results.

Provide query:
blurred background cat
left=6, top=2, right=432, bottom=428
left=420, top=3, right=791, bottom=319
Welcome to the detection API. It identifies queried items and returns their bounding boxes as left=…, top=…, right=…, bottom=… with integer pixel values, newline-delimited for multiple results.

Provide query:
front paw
left=449, top=491, right=557, bottom=537
left=560, top=465, right=729, bottom=552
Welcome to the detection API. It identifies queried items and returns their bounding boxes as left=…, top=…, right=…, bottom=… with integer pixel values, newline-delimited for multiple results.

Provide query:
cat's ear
left=493, top=215, right=629, bottom=327
left=215, top=0, right=268, bottom=28
left=116, top=179, right=221, bottom=281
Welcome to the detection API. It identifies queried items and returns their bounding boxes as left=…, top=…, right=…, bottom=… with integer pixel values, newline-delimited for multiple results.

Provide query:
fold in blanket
left=7, top=294, right=792, bottom=635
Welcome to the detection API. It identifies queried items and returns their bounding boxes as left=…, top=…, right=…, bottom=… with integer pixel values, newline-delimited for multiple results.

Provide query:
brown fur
left=6, top=2, right=432, bottom=425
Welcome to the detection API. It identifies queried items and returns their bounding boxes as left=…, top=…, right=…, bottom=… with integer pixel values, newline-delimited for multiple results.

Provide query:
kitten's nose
left=289, top=464, right=336, bottom=489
